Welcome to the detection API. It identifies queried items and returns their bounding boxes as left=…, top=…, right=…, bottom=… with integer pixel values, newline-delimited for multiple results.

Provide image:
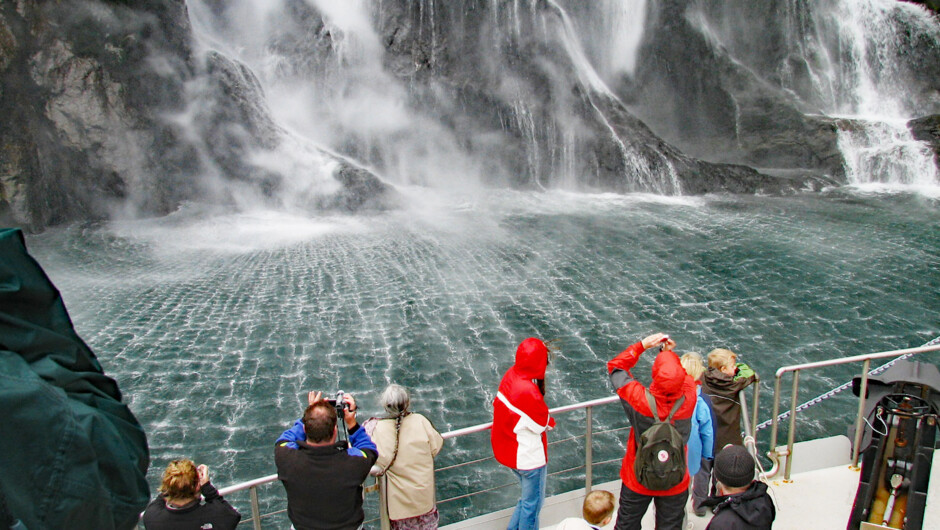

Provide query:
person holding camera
left=607, top=333, right=697, bottom=530
left=275, top=391, right=378, bottom=530
left=142, top=459, right=241, bottom=529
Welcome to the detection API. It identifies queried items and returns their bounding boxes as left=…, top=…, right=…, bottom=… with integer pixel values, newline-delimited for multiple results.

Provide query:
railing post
left=851, top=359, right=871, bottom=468
left=738, top=389, right=759, bottom=462
left=784, top=370, right=800, bottom=481
left=378, top=475, right=390, bottom=530
left=585, top=406, right=593, bottom=494
left=768, top=374, right=782, bottom=472
left=751, top=378, right=760, bottom=443
left=250, top=485, right=262, bottom=530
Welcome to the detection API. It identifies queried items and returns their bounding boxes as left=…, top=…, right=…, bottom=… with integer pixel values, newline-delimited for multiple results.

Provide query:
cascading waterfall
left=547, top=0, right=680, bottom=193
left=822, top=0, right=940, bottom=187
left=837, top=119, right=940, bottom=188
left=184, top=0, right=694, bottom=196
left=777, top=0, right=938, bottom=186
left=683, top=0, right=938, bottom=188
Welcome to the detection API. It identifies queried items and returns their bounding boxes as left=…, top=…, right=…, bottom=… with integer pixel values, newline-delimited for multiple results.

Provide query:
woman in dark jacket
left=142, top=459, right=241, bottom=530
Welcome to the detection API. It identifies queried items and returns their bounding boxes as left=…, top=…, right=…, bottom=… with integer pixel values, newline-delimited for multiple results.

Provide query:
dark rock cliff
left=909, top=114, right=940, bottom=164
left=0, top=0, right=195, bottom=230
left=0, top=0, right=392, bottom=231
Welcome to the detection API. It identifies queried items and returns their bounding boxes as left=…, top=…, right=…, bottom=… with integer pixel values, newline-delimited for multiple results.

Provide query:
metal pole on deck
left=379, top=475, right=390, bottom=530
left=585, top=406, right=593, bottom=493
left=738, top=389, right=758, bottom=461
left=784, top=371, right=800, bottom=481
left=851, top=359, right=871, bottom=468
left=250, top=485, right=262, bottom=530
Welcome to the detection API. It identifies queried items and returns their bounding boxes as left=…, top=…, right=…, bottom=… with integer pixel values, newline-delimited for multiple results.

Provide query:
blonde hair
left=159, top=459, right=199, bottom=501
left=708, top=348, right=737, bottom=369
left=680, top=351, right=706, bottom=381
left=582, top=489, right=616, bottom=525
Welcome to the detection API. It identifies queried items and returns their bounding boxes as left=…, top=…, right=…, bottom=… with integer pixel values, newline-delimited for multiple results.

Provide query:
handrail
left=195, top=395, right=623, bottom=529
left=765, top=343, right=940, bottom=481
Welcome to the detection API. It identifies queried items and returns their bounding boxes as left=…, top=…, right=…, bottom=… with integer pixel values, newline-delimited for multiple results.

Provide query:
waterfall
left=685, top=0, right=940, bottom=188
left=546, top=0, right=679, bottom=193
left=820, top=0, right=940, bottom=187
left=836, top=119, right=940, bottom=189
left=177, top=0, right=937, bottom=201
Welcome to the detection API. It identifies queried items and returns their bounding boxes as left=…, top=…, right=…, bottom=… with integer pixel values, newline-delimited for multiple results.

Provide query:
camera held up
left=327, top=390, right=348, bottom=415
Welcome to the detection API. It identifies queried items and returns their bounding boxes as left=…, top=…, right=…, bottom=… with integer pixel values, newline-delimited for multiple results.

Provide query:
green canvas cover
left=0, top=228, right=149, bottom=529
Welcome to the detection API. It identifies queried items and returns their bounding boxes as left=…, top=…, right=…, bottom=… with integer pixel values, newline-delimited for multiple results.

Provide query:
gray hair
left=380, top=384, right=411, bottom=417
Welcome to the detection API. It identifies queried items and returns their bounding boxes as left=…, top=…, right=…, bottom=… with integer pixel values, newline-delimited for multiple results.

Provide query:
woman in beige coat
left=368, top=384, right=445, bottom=529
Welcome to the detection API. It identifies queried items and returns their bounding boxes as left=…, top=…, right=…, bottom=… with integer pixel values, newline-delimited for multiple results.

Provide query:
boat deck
left=444, top=435, right=940, bottom=530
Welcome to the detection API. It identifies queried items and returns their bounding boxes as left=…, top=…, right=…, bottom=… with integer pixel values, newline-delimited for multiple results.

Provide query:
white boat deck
left=444, top=435, right=940, bottom=530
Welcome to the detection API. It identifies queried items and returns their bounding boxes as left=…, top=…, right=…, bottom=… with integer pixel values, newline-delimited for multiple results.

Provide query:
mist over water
left=28, top=189, right=940, bottom=524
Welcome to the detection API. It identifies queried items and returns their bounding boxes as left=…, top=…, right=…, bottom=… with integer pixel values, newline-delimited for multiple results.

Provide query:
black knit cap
left=714, top=445, right=755, bottom=488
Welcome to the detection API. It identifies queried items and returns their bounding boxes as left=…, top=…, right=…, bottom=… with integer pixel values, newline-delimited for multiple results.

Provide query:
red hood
left=649, top=350, right=687, bottom=399
left=513, top=337, right=548, bottom=379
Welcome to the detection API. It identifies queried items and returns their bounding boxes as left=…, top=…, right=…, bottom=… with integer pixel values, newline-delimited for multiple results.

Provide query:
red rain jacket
left=608, top=341, right=697, bottom=496
left=491, top=338, right=556, bottom=470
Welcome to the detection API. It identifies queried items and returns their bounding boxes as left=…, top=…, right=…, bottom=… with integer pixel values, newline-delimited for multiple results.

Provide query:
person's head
left=514, top=337, right=549, bottom=379
left=582, top=489, right=616, bottom=526
left=649, top=348, right=688, bottom=400
left=380, top=383, right=411, bottom=417
left=708, top=348, right=738, bottom=376
left=303, top=401, right=338, bottom=443
left=714, top=445, right=755, bottom=495
left=159, top=459, right=199, bottom=502
left=680, top=351, right=705, bottom=381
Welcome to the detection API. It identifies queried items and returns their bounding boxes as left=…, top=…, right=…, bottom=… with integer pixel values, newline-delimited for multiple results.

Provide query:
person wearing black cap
left=701, top=445, right=776, bottom=529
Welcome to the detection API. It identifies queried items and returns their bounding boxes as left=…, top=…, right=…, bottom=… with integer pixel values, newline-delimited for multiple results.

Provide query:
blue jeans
left=507, top=466, right=547, bottom=530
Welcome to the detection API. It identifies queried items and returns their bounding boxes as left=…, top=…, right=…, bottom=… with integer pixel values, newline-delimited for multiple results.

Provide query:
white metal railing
left=205, top=395, right=624, bottom=529
left=764, top=342, right=940, bottom=481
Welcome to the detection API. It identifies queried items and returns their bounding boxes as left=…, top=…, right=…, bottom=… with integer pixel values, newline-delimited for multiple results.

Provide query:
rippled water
left=27, top=187, right=940, bottom=524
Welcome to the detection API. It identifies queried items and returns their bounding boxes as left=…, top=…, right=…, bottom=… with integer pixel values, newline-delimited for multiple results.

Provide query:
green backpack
left=634, top=390, right=686, bottom=490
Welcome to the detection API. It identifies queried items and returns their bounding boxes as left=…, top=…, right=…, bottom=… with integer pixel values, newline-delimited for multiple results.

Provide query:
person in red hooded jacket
left=491, top=337, right=556, bottom=530
left=608, top=333, right=697, bottom=530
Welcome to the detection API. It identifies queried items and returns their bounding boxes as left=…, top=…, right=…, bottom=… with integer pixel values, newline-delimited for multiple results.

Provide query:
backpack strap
left=645, top=389, right=659, bottom=420
left=645, top=389, right=685, bottom=422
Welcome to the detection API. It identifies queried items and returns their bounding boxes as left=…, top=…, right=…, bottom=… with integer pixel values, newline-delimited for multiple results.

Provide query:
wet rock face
left=367, top=0, right=810, bottom=195
left=909, top=115, right=940, bottom=164
left=0, top=0, right=195, bottom=230
left=0, top=0, right=393, bottom=231
left=626, top=0, right=847, bottom=181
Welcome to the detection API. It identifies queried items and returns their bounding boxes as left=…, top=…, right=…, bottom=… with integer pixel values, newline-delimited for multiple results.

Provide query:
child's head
left=708, top=348, right=738, bottom=376
left=680, top=351, right=705, bottom=381
left=582, top=489, right=616, bottom=526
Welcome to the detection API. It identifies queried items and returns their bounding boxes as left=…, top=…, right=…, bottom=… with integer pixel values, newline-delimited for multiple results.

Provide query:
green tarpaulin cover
left=0, top=228, right=149, bottom=529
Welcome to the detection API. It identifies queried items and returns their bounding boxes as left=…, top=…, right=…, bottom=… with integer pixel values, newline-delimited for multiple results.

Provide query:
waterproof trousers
left=691, top=458, right=714, bottom=512
left=614, top=482, right=688, bottom=530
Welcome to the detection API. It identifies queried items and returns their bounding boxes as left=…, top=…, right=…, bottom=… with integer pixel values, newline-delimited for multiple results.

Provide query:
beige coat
left=372, top=413, right=444, bottom=520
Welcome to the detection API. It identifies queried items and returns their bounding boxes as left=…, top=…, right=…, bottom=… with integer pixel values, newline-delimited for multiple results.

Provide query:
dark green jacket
left=0, top=228, right=149, bottom=529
